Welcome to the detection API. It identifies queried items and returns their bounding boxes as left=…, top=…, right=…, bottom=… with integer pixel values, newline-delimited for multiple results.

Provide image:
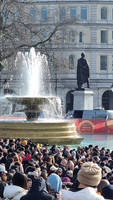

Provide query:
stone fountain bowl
left=6, top=95, right=62, bottom=120
left=6, top=96, right=59, bottom=106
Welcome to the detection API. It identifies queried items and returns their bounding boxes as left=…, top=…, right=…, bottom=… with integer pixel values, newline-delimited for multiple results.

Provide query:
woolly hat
left=77, top=162, right=102, bottom=187
left=50, top=165, right=58, bottom=172
left=62, top=177, right=71, bottom=182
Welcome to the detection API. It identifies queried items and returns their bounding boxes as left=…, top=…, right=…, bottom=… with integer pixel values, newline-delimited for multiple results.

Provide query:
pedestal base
left=73, top=89, right=94, bottom=110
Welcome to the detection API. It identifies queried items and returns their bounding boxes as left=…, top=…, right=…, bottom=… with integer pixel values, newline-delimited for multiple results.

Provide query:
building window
left=79, top=32, right=83, bottom=43
left=31, top=32, right=36, bottom=42
left=100, top=55, right=107, bottom=70
left=69, top=31, right=76, bottom=42
left=14, top=10, right=19, bottom=18
left=41, top=8, right=47, bottom=20
left=81, top=7, right=87, bottom=20
left=101, top=7, right=107, bottom=20
left=42, top=31, right=48, bottom=39
left=30, top=8, right=36, bottom=18
left=112, top=8, right=113, bottom=19
left=70, top=7, right=77, bottom=19
left=69, top=55, right=75, bottom=69
left=59, top=7, right=66, bottom=22
left=112, top=31, right=113, bottom=43
left=112, top=56, right=113, bottom=70
left=101, top=30, right=107, bottom=43
left=2, top=8, right=8, bottom=23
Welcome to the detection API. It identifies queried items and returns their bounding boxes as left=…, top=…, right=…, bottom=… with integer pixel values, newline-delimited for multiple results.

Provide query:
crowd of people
left=0, top=138, right=112, bottom=199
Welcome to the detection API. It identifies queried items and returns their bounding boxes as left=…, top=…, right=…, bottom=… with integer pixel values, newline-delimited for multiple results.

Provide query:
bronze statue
left=77, top=53, right=89, bottom=90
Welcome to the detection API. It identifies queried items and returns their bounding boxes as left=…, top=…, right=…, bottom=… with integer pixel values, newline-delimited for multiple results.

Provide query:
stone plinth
left=73, top=89, right=94, bottom=110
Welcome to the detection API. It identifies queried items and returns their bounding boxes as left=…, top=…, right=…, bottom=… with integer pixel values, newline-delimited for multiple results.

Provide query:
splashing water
left=14, top=48, right=62, bottom=118
left=15, top=48, right=51, bottom=96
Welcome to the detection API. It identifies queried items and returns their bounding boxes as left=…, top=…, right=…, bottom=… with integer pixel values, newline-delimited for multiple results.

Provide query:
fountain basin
left=6, top=96, right=61, bottom=120
left=6, top=96, right=58, bottom=105
left=0, top=119, right=83, bottom=145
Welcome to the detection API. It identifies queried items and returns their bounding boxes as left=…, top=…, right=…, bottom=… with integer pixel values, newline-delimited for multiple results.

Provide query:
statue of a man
left=77, top=53, right=89, bottom=90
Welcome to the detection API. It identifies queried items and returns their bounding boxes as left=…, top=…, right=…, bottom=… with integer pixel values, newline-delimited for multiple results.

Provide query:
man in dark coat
left=20, top=176, right=56, bottom=200
left=77, top=53, right=89, bottom=90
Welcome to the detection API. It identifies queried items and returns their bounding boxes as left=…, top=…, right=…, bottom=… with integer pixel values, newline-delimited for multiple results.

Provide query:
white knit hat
left=77, top=162, right=102, bottom=187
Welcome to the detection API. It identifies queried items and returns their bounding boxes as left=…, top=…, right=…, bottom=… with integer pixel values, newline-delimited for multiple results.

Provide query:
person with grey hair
left=62, top=162, right=104, bottom=200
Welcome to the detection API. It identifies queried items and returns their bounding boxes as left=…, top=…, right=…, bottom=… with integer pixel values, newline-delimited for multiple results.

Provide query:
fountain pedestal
left=73, top=89, right=94, bottom=110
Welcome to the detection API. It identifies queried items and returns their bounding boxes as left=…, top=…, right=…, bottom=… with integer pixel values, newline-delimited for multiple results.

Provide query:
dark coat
left=20, top=177, right=56, bottom=200
left=102, top=184, right=113, bottom=199
left=77, top=57, right=89, bottom=85
left=0, top=182, right=6, bottom=198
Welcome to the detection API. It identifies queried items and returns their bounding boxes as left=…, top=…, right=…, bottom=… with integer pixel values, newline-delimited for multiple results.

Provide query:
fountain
left=0, top=48, right=83, bottom=145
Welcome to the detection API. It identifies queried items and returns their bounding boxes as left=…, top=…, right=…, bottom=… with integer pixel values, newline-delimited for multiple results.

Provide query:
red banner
left=107, top=120, right=113, bottom=134
left=74, top=119, right=107, bottom=134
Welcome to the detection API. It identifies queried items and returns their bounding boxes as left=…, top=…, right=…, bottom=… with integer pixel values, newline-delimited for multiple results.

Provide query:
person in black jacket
left=20, top=176, right=56, bottom=200
left=0, top=170, right=7, bottom=199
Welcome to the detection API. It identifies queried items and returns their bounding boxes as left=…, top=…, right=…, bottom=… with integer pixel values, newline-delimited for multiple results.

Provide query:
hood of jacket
left=30, top=177, right=46, bottom=192
left=62, top=187, right=104, bottom=200
left=48, top=173, right=62, bottom=193
left=4, top=184, right=27, bottom=200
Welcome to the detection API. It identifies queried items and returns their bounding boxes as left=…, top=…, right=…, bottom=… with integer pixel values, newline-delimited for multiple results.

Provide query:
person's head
left=48, top=173, right=62, bottom=193
left=41, top=169, right=48, bottom=180
left=26, top=166, right=39, bottom=180
left=60, top=159, right=68, bottom=167
left=0, top=164, right=7, bottom=182
left=14, top=161, right=21, bottom=171
left=0, top=172, right=7, bottom=182
left=21, top=140, right=27, bottom=146
left=12, top=172, right=27, bottom=189
left=30, top=177, right=46, bottom=192
left=27, top=177, right=32, bottom=190
left=81, top=52, right=85, bottom=58
left=102, top=166, right=111, bottom=178
left=43, top=144, right=49, bottom=150
left=49, top=165, right=58, bottom=174
left=57, top=168, right=63, bottom=177
left=25, top=166, right=36, bottom=174
left=62, top=176, right=71, bottom=183
left=68, top=160, right=74, bottom=171
left=77, top=162, right=102, bottom=188
left=97, top=179, right=109, bottom=193
left=66, top=170, right=73, bottom=178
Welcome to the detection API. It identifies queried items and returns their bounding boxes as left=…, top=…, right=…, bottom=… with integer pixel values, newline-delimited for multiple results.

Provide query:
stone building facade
left=2, top=0, right=113, bottom=114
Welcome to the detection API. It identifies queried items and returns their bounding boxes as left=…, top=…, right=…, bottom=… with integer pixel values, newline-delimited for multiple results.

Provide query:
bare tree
left=0, top=0, right=60, bottom=67
left=0, top=0, right=77, bottom=74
